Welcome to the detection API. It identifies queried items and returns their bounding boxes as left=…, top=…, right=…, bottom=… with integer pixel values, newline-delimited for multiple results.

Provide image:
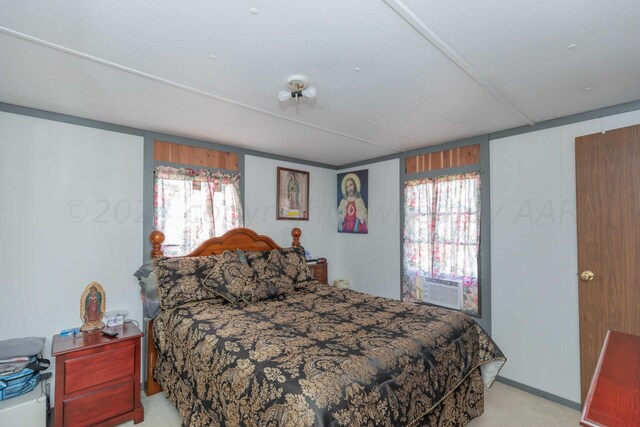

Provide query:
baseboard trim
left=495, top=376, right=582, bottom=411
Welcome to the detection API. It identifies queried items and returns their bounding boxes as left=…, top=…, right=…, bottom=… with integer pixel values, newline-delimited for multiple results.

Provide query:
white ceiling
left=1, top=0, right=639, bottom=166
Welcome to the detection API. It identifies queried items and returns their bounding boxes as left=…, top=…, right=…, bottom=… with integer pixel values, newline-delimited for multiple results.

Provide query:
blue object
left=0, top=357, right=41, bottom=401
left=60, top=328, right=80, bottom=337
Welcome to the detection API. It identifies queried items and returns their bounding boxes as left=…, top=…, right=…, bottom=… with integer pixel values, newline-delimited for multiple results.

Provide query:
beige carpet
left=467, top=382, right=579, bottom=426
left=120, top=382, right=580, bottom=426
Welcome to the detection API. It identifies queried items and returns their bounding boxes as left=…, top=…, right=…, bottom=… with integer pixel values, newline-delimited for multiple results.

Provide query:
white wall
left=490, top=110, right=640, bottom=404
left=244, top=156, right=338, bottom=282
left=0, top=112, right=143, bottom=395
left=335, top=159, right=401, bottom=300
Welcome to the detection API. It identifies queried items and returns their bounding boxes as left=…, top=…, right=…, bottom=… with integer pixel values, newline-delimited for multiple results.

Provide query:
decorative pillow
left=244, top=246, right=313, bottom=283
left=202, top=250, right=257, bottom=304
left=281, top=246, right=314, bottom=282
left=153, top=254, right=220, bottom=310
left=250, top=250, right=295, bottom=301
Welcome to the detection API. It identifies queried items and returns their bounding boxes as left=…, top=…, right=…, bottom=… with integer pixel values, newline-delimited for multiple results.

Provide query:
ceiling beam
left=382, top=0, right=535, bottom=126
left=0, top=25, right=402, bottom=154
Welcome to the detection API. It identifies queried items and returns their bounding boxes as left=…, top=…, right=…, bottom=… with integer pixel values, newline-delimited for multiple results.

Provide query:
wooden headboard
left=145, top=227, right=302, bottom=396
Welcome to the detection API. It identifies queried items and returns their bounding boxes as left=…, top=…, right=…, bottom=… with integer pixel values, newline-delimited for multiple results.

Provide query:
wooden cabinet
left=308, top=262, right=328, bottom=284
left=581, top=330, right=640, bottom=426
left=52, top=324, right=144, bottom=427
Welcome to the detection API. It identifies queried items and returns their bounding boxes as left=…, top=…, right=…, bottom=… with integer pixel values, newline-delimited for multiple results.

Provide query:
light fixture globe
left=278, top=90, right=291, bottom=102
left=301, top=87, right=316, bottom=98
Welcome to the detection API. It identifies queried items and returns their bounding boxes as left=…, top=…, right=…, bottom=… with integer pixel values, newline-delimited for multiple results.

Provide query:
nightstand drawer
left=63, top=379, right=133, bottom=427
left=65, top=345, right=134, bottom=394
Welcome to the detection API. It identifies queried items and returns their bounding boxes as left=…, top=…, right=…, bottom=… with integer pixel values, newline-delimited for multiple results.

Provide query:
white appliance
left=423, top=277, right=463, bottom=310
left=0, top=386, right=46, bottom=427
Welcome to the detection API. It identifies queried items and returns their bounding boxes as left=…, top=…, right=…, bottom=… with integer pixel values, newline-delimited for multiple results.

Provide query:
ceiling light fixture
left=278, top=75, right=316, bottom=102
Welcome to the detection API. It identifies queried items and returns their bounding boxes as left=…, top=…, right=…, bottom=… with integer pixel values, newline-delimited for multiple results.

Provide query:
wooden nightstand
left=308, top=262, right=328, bottom=284
left=51, top=323, right=144, bottom=427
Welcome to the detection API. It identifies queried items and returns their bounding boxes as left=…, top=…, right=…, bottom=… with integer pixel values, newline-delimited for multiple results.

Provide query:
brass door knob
left=580, top=271, right=595, bottom=281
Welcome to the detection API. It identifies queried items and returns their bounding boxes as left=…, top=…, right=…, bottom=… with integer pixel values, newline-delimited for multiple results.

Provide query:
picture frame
left=277, top=167, right=309, bottom=220
left=80, top=281, right=106, bottom=331
left=337, top=169, right=369, bottom=233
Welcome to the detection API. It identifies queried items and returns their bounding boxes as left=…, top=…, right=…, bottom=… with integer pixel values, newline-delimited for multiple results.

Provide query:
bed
left=144, top=227, right=505, bottom=426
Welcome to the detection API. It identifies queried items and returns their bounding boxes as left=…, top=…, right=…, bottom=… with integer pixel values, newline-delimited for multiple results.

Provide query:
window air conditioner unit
left=423, top=277, right=463, bottom=310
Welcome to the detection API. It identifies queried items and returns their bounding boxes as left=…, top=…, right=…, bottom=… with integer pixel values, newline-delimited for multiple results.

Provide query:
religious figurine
left=80, top=282, right=106, bottom=331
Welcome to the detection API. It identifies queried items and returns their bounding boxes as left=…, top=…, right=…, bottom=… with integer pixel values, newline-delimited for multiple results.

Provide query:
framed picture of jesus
left=337, top=169, right=368, bottom=233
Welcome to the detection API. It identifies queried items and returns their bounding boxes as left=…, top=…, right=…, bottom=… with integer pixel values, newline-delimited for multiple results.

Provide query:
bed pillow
left=282, top=246, right=314, bottom=282
left=134, top=260, right=161, bottom=319
left=202, top=250, right=257, bottom=304
left=244, top=246, right=313, bottom=283
left=153, top=254, right=220, bottom=310
left=247, top=250, right=295, bottom=301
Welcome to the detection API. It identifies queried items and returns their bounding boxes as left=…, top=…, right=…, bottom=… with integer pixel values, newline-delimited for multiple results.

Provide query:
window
left=403, top=172, right=480, bottom=316
left=154, top=166, right=243, bottom=256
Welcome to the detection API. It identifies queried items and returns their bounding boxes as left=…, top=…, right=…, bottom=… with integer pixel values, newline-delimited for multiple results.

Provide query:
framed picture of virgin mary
left=80, top=281, right=106, bottom=331
left=277, top=167, right=309, bottom=220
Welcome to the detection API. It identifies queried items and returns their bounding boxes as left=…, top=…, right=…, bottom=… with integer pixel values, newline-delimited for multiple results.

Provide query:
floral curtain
left=403, top=172, right=480, bottom=315
left=154, top=166, right=243, bottom=256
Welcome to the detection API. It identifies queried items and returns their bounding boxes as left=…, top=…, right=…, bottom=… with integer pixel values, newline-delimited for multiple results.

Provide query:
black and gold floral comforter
left=153, top=282, right=505, bottom=427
